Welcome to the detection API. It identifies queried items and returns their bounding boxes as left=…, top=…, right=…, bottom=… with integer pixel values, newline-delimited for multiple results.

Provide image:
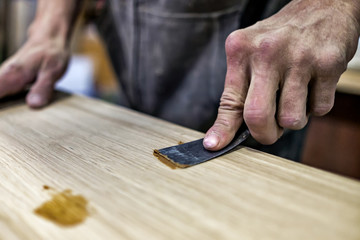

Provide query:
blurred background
left=0, top=0, right=120, bottom=102
left=0, top=0, right=359, bottom=180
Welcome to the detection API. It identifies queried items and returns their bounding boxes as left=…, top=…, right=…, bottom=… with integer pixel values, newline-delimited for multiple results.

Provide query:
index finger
left=203, top=31, right=250, bottom=150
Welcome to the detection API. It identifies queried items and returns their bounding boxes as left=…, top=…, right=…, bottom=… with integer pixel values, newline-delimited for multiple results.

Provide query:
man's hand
left=0, top=0, right=81, bottom=108
left=0, top=37, right=70, bottom=107
left=204, top=0, right=360, bottom=150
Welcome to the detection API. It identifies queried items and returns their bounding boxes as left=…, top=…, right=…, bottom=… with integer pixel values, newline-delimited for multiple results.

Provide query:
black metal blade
left=154, top=128, right=250, bottom=169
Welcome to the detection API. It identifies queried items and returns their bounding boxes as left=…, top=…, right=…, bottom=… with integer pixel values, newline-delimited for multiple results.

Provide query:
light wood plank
left=0, top=94, right=359, bottom=240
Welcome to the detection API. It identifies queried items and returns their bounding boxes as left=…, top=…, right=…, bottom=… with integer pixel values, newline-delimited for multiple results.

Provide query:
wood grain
left=0, top=94, right=359, bottom=240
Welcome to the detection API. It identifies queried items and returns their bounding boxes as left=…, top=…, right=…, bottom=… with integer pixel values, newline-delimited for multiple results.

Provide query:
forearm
left=28, top=0, right=84, bottom=42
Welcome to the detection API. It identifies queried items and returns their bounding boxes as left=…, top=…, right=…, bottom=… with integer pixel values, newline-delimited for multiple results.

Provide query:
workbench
left=0, top=93, right=359, bottom=240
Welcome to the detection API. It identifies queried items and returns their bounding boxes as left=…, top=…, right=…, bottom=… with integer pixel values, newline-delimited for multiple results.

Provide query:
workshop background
left=0, top=0, right=359, bottom=179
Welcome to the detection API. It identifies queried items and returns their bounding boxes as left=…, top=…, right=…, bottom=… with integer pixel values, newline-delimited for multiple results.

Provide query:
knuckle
left=244, top=108, right=271, bottom=127
left=218, top=91, right=244, bottom=115
left=254, top=34, right=283, bottom=58
left=316, top=47, right=346, bottom=74
left=1, top=63, right=26, bottom=86
left=214, top=91, right=244, bottom=132
left=6, top=62, right=22, bottom=72
left=258, top=38, right=276, bottom=53
left=225, top=30, right=249, bottom=56
left=291, top=46, right=312, bottom=67
left=278, top=115, right=305, bottom=129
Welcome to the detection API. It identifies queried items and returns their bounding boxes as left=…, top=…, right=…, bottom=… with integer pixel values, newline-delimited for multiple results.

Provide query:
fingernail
left=28, top=94, right=43, bottom=106
left=203, top=134, right=219, bottom=149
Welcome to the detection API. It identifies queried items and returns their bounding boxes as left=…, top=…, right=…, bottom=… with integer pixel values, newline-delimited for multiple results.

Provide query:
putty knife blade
left=154, top=128, right=250, bottom=169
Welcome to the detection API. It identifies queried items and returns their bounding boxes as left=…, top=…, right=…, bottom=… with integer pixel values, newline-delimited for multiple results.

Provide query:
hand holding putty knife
left=153, top=125, right=250, bottom=169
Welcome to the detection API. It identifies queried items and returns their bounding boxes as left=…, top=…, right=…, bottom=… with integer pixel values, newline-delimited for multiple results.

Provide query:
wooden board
left=0, top=93, right=359, bottom=240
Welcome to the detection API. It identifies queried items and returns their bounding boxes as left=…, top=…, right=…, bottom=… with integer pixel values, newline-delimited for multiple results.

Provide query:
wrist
left=27, top=0, right=83, bottom=43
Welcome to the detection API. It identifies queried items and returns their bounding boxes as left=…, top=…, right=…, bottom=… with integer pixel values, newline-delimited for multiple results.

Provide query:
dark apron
left=95, top=0, right=307, bottom=161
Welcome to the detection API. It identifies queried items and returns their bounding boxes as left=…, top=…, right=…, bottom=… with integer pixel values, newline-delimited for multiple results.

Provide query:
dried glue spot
left=153, top=150, right=189, bottom=169
left=34, top=189, right=89, bottom=226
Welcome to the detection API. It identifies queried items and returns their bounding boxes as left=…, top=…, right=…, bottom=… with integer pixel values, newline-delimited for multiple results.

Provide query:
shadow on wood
left=0, top=91, right=71, bottom=110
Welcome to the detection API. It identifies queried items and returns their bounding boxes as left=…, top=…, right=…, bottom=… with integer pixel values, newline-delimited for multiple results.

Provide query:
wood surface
left=338, top=69, right=360, bottom=95
left=0, top=93, right=359, bottom=240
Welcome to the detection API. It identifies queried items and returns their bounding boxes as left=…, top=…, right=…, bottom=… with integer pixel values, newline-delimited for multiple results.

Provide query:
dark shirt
left=95, top=0, right=307, bottom=162
left=95, top=0, right=289, bottom=131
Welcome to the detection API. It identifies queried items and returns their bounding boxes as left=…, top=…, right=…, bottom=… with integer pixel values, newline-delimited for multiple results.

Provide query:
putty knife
left=153, top=127, right=250, bottom=169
